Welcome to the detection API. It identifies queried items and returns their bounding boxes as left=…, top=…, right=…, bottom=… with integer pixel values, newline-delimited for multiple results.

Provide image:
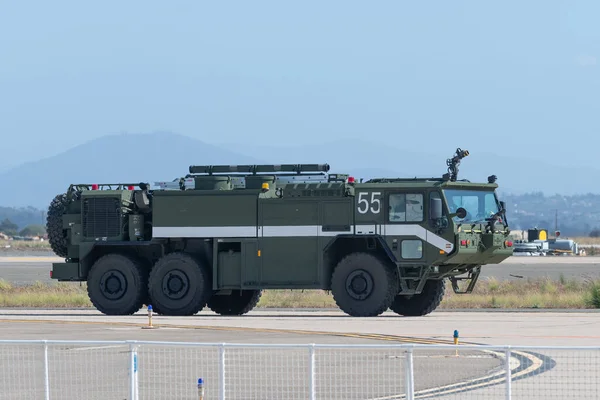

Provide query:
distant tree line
left=0, top=206, right=47, bottom=237
left=0, top=218, right=46, bottom=237
left=589, top=229, right=600, bottom=238
left=500, top=191, right=600, bottom=237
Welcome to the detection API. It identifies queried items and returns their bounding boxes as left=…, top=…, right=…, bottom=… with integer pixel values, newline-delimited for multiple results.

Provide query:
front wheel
left=331, top=252, right=399, bottom=317
left=389, top=279, right=446, bottom=316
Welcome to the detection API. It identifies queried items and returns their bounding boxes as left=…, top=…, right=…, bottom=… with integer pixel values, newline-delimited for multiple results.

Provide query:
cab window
left=388, top=193, right=424, bottom=222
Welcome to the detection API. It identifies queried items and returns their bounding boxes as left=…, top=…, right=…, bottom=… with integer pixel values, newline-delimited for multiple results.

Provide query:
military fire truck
left=46, top=148, right=513, bottom=317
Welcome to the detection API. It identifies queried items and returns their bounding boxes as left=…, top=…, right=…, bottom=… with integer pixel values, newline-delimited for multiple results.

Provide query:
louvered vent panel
left=82, top=197, right=122, bottom=238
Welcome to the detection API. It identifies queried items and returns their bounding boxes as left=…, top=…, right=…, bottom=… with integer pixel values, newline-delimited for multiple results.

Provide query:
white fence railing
left=0, top=340, right=598, bottom=399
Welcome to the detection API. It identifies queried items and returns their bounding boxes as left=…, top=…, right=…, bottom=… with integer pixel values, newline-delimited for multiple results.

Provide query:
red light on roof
left=127, top=185, right=134, bottom=190
left=91, top=184, right=99, bottom=190
left=347, top=176, right=355, bottom=183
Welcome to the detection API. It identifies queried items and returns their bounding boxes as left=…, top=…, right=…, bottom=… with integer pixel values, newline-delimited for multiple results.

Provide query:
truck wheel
left=389, top=279, right=446, bottom=316
left=147, top=252, right=211, bottom=316
left=87, top=254, right=147, bottom=315
left=46, top=193, right=69, bottom=258
left=207, top=290, right=262, bottom=316
left=331, top=252, right=398, bottom=317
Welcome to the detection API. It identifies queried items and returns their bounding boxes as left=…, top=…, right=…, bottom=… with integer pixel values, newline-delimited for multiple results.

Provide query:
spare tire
left=46, top=193, right=69, bottom=258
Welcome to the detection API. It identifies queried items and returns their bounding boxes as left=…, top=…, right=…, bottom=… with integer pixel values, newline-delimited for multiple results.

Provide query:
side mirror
left=430, top=197, right=443, bottom=220
left=451, top=207, right=467, bottom=219
left=500, top=201, right=506, bottom=211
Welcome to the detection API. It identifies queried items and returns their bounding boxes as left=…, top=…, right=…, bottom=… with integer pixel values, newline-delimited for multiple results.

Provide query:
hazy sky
left=1, top=1, right=598, bottom=172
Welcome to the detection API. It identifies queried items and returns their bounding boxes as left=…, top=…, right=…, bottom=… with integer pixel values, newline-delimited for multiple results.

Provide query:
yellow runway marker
left=141, top=305, right=158, bottom=329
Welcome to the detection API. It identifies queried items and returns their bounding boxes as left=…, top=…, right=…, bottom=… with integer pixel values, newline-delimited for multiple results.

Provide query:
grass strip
left=1, top=276, right=599, bottom=310
left=0, top=239, right=52, bottom=250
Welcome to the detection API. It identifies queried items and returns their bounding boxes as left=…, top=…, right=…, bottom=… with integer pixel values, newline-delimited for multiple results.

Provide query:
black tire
left=207, top=290, right=262, bottom=316
left=147, top=252, right=211, bottom=316
left=46, top=193, right=69, bottom=258
left=86, top=253, right=148, bottom=315
left=331, top=252, right=399, bottom=317
left=389, top=279, right=446, bottom=316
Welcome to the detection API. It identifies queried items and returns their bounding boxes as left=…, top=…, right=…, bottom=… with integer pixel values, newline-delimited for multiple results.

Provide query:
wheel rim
left=99, top=270, right=127, bottom=300
left=161, top=270, right=190, bottom=300
left=345, top=269, right=374, bottom=300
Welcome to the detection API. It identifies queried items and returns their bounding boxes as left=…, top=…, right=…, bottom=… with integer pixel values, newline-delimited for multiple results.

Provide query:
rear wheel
left=207, top=290, right=262, bottom=316
left=87, top=253, right=147, bottom=315
left=147, top=252, right=211, bottom=316
left=331, top=252, right=398, bottom=317
left=389, top=279, right=446, bottom=316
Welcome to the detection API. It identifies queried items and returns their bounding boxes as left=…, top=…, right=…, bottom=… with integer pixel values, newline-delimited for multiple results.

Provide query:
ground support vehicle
left=47, top=149, right=513, bottom=317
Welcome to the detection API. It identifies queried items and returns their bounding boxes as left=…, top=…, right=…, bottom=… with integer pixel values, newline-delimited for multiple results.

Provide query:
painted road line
left=371, top=349, right=547, bottom=400
left=370, top=350, right=520, bottom=400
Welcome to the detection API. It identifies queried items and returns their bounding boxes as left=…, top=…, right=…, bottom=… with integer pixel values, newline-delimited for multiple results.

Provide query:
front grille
left=82, top=197, right=122, bottom=238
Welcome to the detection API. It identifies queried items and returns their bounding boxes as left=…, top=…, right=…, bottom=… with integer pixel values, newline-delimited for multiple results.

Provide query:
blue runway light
left=198, top=377, right=204, bottom=399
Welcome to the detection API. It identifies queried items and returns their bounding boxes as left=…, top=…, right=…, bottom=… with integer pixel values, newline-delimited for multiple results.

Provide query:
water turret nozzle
left=443, top=148, right=469, bottom=181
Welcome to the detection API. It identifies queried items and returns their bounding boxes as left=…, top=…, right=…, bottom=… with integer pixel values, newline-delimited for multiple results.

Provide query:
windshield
left=442, top=189, right=500, bottom=223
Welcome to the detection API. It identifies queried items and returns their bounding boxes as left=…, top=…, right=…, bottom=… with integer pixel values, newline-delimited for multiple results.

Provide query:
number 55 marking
left=357, top=192, right=382, bottom=214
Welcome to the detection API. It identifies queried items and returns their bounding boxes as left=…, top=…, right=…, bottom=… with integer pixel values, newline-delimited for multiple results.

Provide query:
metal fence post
left=128, top=341, right=138, bottom=400
left=219, top=343, right=225, bottom=400
left=404, top=346, right=414, bottom=400
left=309, top=344, right=316, bottom=400
left=505, top=346, right=512, bottom=400
left=43, top=340, right=50, bottom=400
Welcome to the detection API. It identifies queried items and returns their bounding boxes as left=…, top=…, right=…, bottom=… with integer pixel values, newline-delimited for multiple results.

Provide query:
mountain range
left=0, top=131, right=597, bottom=209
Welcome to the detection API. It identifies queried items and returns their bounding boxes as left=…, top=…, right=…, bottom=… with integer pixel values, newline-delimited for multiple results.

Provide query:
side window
left=401, top=239, right=423, bottom=259
left=484, top=193, right=497, bottom=218
left=388, top=193, right=423, bottom=222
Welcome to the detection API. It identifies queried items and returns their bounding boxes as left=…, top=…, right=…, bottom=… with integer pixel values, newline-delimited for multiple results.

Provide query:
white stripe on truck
left=152, top=224, right=454, bottom=251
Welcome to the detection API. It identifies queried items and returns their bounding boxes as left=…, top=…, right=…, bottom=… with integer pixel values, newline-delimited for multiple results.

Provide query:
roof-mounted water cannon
left=442, top=148, right=469, bottom=182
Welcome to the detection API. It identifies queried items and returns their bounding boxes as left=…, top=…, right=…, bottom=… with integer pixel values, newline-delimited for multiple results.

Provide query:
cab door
left=354, top=189, right=385, bottom=235
left=382, top=190, right=426, bottom=264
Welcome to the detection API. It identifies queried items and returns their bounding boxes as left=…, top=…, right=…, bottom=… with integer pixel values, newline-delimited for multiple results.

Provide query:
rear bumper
left=51, top=262, right=84, bottom=281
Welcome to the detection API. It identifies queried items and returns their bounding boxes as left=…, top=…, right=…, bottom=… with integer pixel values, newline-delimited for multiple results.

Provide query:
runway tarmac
left=1, top=255, right=599, bottom=286
left=0, top=309, right=598, bottom=399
